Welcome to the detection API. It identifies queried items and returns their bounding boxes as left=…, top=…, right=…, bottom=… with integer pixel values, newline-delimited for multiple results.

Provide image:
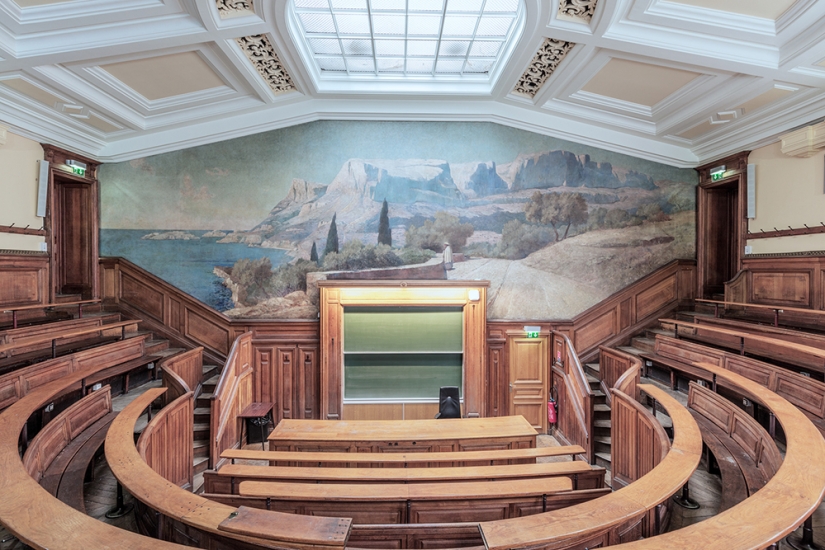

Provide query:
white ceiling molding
left=0, top=0, right=822, bottom=167
left=780, top=121, right=825, bottom=157
left=0, top=122, right=7, bottom=145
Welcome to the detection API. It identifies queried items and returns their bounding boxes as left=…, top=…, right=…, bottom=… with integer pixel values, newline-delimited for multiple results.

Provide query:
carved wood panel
left=0, top=254, right=49, bottom=309
left=750, top=270, right=812, bottom=307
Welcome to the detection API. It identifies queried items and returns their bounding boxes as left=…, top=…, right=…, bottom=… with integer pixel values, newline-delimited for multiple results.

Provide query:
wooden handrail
left=613, top=363, right=825, bottom=549
left=108, top=388, right=351, bottom=549
left=661, top=317, right=825, bottom=372
left=0, top=319, right=138, bottom=355
left=480, top=383, right=700, bottom=549
left=210, top=332, right=253, bottom=469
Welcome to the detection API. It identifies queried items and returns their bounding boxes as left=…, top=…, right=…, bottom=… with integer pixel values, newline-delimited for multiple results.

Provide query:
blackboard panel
left=344, top=307, right=463, bottom=353
left=344, top=353, right=463, bottom=400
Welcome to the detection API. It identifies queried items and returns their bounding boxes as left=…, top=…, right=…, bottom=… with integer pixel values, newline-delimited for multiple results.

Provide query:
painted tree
left=323, top=213, right=339, bottom=257
left=310, top=241, right=319, bottom=264
left=377, top=199, right=391, bottom=246
left=525, top=191, right=589, bottom=241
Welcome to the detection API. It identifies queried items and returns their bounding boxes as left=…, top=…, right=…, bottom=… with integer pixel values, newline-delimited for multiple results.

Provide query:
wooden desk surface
left=217, top=506, right=350, bottom=546
left=239, top=402, right=273, bottom=418
left=239, top=476, right=573, bottom=501
left=267, top=415, right=537, bottom=442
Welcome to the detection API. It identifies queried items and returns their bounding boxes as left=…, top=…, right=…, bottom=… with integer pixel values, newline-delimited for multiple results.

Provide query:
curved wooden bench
left=480, top=383, right=702, bottom=549
left=221, top=444, right=585, bottom=467
left=0, top=348, right=192, bottom=549
left=108, top=387, right=352, bottom=549
left=661, top=317, right=825, bottom=374
left=608, top=363, right=825, bottom=549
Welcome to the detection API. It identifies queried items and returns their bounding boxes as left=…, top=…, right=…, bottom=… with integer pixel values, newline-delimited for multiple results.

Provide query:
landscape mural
left=99, top=121, right=698, bottom=320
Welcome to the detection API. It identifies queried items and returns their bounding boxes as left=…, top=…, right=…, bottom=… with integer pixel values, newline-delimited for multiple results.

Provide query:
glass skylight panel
left=290, top=0, right=521, bottom=78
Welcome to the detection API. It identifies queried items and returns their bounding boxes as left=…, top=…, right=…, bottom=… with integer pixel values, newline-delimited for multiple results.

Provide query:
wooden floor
left=0, top=376, right=822, bottom=549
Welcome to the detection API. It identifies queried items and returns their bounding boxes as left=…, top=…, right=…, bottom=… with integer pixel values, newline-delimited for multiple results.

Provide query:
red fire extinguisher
left=548, top=387, right=557, bottom=424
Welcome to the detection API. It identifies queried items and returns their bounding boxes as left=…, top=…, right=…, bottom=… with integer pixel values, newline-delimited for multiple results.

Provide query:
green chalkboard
left=344, top=353, right=463, bottom=399
left=343, top=307, right=463, bottom=353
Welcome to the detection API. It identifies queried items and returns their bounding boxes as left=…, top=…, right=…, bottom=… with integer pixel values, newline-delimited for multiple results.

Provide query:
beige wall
left=0, top=131, right=45, bottom=251
left=747, top=141, right=825, bottom=254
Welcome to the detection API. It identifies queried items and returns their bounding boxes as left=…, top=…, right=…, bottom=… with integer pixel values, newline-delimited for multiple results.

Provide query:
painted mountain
left=242, top=150, right=693, bottom=262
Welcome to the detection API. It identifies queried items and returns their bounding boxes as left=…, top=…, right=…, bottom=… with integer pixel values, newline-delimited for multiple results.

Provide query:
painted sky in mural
left=99, top=120, right=698, bottom=320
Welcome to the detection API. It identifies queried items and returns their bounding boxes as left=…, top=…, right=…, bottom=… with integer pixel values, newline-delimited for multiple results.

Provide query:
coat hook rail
left=747, top=223, right=825, bottom=240
left=0, top=223, right=47, bottom=236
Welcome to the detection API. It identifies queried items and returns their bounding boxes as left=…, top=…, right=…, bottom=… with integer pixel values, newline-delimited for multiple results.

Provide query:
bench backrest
left=0, top=317, right=103, bottom=358
left=688, top=382, right=781, bottom=480
left=0, top=337, right=145, bottom=410
left=656, top=334, right=825, bottom=419
left=23, top=386, right=112, bottom=481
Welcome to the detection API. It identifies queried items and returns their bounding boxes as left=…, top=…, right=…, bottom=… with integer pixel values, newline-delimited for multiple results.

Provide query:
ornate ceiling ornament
left=216, top=0, right=254, bottom=18
left=558, top=0, right=598, bottom=23
left=236, top=34, right=296, bottom=94
left=512, top=38, right=574, bottom=99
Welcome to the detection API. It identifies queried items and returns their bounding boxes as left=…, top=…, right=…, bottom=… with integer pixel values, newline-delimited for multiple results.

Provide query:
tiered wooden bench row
left=1, top=298, right=100, bottom=330
left=600, top=363, right=825, bottom=550
left=693, top=314, right=825, bottom=350
left=640, top=333, right=825, bottom=437
left=661, top=317, right=825, bottom=374
left=0, top=335, right=159, bottom=412
left=23, top=385, right=116, bottom=513
left=696, top=298, right=825, bottom=330
left=688, top=381, right=782, bottom=512
left=0, top=319, right=138, bottom=373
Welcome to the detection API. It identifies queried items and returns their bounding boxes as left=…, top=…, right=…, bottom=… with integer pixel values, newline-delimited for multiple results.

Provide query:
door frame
left=506, top=330, right=549, bottom=433
left=695, top=152, right=750, bottom=299
left=42, top=145, right=100, bottom=301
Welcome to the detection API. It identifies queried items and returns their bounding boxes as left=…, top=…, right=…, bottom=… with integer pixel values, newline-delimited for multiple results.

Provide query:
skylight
left=290, top=0, right=523, bottom=80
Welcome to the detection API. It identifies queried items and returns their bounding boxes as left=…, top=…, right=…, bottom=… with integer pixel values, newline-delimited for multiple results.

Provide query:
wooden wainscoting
left=0, top=253, right=49, bottom=316
left=727, top=255, right=825, bottom=311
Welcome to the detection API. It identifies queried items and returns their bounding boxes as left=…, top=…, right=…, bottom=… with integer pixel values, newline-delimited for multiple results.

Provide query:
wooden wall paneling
left=0, top=254, right=49, bottom=313
left=138, top=391, right=194, bottom=490
left=278, top=346, right=294, bottom=420
left=299, top=344, right=318, bottom=419
left=486, top=328, right=506, bottom=418
left=320, top=287, right=342, bottom=420
left=185, top=309, right=229, bottom=356
left=573, top=310, right=617, bottom=355
left=635, top=274, right=677, bottom=321
left=464, top=288, right=487, bottom=418
left=749, top=270, right=813, bottom=308
left=120, top=272, right=164, bottom=321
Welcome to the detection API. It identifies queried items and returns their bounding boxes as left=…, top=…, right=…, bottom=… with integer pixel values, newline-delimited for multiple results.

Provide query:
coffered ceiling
left=0, top=0, right=824, bottom=167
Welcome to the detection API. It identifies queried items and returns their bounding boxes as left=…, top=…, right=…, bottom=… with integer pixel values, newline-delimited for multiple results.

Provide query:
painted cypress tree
left=310, top=241, right=319, bottom=264
left=377, top=199, right=391, bottom=247
left=324, top=213, right=339, bottom=257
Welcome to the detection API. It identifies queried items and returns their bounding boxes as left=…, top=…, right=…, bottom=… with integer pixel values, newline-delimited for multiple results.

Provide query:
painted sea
left=100, top=229, right=289, bottom=310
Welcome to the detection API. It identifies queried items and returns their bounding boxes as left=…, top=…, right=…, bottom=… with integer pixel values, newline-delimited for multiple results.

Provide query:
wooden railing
left=550, top=331, right=593, bottom=463
left=598, top=346, right=641, bottom=404
left=137, top=391, right=194, bottom=490
left=610, top=387, right=670, bottom=492
left=559, top=259, right=696, bottom=363
left=100, top=257, right=234, bottom=366
left=698, top=298, right=825, bottom=327
left=210, top=332, right=253, bottom=469
left=160, top=347, right=202, bottom=404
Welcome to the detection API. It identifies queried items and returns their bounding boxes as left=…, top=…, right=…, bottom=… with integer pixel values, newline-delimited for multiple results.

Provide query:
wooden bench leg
left=672, top=482, right=699, bottom=509
left=786, top=517, right=823, bottom=550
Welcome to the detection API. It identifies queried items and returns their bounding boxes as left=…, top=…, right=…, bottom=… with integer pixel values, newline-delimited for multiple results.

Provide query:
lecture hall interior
left=2, top=0, right=825, bottom=548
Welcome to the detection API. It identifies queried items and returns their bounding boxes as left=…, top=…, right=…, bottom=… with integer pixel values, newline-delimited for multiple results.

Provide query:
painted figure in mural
left=443, top=243, right=453, bottom=270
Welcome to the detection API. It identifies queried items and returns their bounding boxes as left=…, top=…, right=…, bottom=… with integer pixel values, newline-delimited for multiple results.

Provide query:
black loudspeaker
left=435, top=386, right=461, bottom=419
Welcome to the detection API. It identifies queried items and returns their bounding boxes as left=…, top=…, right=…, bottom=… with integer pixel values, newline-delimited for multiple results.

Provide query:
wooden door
left=696, top=152, right=749, bottom=299
left=508, top=335, right=548, bottom=432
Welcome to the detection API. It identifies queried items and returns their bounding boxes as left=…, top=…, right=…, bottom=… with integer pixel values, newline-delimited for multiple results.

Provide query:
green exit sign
left=70, top=166, right=85, bottom=176
left=526, top=331, right=539, bottom=338
left=709, top=165, right=726, bottom=182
